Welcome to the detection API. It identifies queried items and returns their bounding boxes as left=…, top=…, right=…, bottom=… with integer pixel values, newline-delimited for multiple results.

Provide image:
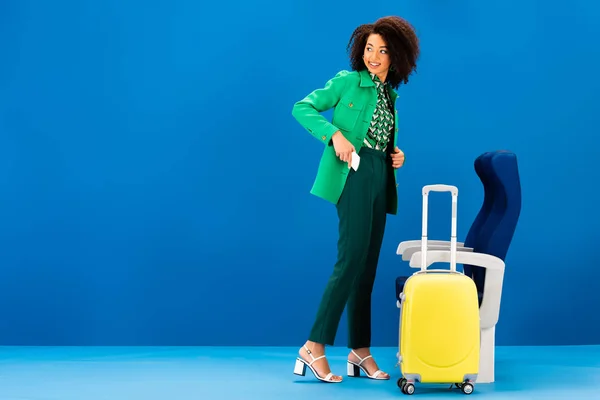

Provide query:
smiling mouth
left=368, top=62, right=381, bottom=68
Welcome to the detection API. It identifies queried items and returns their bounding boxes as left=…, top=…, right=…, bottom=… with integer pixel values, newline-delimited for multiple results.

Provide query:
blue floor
left=0, top=345, right=598, bottom=399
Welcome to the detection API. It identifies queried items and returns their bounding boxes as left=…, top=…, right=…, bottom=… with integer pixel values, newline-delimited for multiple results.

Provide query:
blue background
left=0, top=0, right=599, bottom=347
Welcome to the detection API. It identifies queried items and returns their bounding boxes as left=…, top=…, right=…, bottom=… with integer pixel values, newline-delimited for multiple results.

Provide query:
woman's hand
left=332, top=131, right=355, bottom=168
left=391, top=147, right=405, bottom=168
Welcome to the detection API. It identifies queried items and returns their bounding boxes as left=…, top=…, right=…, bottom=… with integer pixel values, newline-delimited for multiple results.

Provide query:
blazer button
left=322, top=135, right=327, bottom=140
left=349, top=102, right=353, bottom=107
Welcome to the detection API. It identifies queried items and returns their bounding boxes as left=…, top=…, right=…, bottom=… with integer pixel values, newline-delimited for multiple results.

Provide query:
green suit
left=292, top=69, right=399, bottom=215
left=292, top=69, right=402, bottom=348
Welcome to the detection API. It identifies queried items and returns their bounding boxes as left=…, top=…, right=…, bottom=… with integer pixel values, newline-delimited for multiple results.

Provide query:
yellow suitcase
left=397, top=185, right=480, bottom=396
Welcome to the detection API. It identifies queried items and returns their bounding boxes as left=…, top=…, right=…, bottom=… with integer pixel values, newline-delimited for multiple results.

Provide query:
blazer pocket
left=333, top=97, right=364, bottom=132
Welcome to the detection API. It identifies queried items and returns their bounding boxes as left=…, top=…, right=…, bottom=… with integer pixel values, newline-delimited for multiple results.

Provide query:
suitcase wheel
left=455, top=381, right=475, bottom=395
left=403, top=383, right=415, bottom=395
left=397, top=377, right=406, bottom=389
left=461, top=382, right=474, bottom=395
left=397, top=378, right=414, bottom=395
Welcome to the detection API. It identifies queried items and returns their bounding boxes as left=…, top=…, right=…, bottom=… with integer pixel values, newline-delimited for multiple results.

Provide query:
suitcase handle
left=422, top=184, right=458, bottom=196
left=421, top=185, right=458, bottom=272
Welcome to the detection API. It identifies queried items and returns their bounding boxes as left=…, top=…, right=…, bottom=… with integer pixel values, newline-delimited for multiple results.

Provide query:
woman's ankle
left=350, top=347, right=372, bottom=358
left=305, top=340, right=325, bottom=353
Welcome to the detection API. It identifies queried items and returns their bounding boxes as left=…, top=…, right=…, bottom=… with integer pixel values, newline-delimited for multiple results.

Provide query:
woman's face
left=363, top=33, right=391, bottom=81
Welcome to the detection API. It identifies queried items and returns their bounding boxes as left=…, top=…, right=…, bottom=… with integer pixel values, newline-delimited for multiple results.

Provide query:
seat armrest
left=408, top=250, right=505, bottom=329
left=401, top=245, right=473, bottom=262
left=396, top=240, right=465, bottom=255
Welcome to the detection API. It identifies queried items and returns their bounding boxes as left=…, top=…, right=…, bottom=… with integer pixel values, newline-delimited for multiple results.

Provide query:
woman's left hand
left=391, top=147, right=405, bottom=168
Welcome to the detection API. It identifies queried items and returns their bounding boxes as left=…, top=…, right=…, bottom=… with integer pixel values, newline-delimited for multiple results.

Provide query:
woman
left=291, top=16, right=420, bottom=383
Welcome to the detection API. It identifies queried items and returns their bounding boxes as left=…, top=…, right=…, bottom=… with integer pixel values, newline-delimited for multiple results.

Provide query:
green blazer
left=292, top=69, right=400, bottom=215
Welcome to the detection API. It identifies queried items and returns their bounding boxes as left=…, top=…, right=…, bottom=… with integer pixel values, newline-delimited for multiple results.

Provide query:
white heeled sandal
left=347, top=350, right=390, bottom=380
left=293, top=345, right=342, bottom=383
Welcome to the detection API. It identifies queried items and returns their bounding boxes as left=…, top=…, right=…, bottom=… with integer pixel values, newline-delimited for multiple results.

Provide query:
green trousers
left=308, top=147, right=390, bottom=349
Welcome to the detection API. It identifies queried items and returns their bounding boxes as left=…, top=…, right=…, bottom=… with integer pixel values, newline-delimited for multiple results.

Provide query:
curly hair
left=347, top=16, right=420, bottom=89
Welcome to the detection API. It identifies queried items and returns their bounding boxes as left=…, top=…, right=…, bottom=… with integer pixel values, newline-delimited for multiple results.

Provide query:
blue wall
left=0, top=0, right=599, bottom=346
